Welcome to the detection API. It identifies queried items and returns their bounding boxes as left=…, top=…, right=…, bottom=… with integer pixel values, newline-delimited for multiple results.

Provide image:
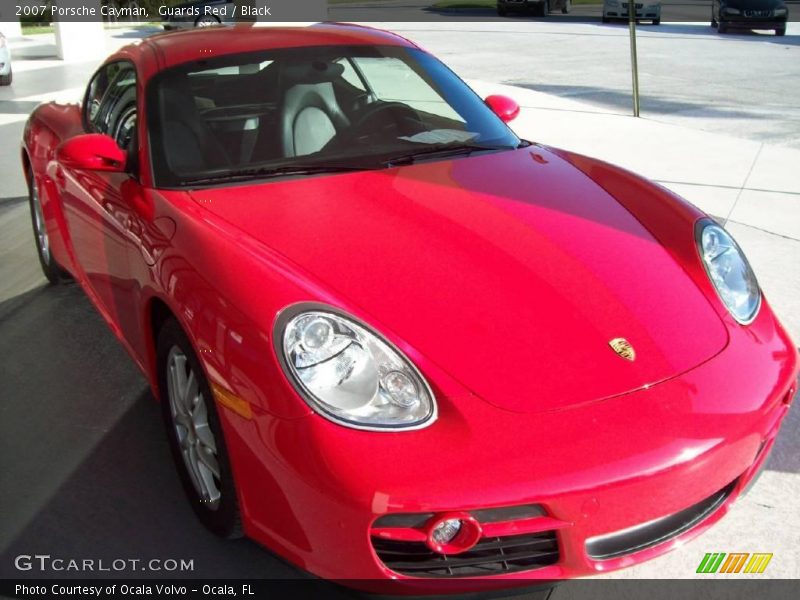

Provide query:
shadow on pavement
left=0, top=285, right=305, bottom=580
left=511, top=81, right=762, bottom=118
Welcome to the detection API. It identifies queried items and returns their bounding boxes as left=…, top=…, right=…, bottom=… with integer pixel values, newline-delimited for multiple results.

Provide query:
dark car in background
left=162, top=0, right=238, bottom=29
left=712, top=0, right=788, bottom=35
left=497, top=0, right=572, bottom=16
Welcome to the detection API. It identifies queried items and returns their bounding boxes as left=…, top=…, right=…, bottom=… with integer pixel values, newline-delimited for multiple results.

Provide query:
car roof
left=130, top=23, right=417, bottom=71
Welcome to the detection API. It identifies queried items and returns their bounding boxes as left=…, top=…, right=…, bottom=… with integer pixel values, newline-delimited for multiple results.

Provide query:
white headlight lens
left=699, top=223, right=760, bottom=324
left=279, top=309, right=436, bottom=430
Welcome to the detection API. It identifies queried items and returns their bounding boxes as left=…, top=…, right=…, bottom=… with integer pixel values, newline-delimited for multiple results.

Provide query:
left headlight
left=697, top=220, right=761, bottom=325
left=275, top=306, right=437, bottom=431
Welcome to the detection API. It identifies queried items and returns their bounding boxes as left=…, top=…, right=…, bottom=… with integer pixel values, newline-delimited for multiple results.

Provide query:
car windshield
left=147, top=45, right=521, bottom=187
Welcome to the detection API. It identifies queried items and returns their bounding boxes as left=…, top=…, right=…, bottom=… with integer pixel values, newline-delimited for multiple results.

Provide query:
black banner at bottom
left=2, top=580, right=799, bottom=600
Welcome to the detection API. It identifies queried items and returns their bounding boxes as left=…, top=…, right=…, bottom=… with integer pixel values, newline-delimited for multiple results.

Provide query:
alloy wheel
left=30, top=179, right=50, bottom=266
left=166, top=346, right=222, bottom=510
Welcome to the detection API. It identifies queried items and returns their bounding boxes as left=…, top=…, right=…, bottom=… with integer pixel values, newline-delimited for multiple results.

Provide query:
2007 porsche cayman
left=21, top=23, right=797, bottom=590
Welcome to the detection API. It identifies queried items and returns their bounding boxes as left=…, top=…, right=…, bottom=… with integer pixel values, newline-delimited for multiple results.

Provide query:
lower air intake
left=586, top=479, right=736, bottom=560
left=371, top=531, right=559, bottom=577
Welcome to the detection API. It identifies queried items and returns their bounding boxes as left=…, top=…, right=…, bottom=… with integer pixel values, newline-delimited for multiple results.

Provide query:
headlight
left=276, top=306, right=437, bottom=431
left=697, top=221, right=760, bottom=324
left=607, top=0, right=619, bottom=6
left=724, top=7, right=741, bottom=15
left=774, top=8, right=787, bottom=16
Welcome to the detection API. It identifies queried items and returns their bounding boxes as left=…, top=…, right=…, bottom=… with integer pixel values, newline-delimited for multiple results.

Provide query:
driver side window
left=84, top=61, right=138, bottom=150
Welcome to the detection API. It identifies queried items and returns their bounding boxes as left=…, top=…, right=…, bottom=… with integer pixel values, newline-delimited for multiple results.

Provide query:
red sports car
left=21, top=23, right=797, bottom=592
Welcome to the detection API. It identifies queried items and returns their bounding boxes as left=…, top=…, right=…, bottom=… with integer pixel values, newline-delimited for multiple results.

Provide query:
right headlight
left=697, top=220, right=761, bottom=324
left=275, top=304, right=437, bottom=431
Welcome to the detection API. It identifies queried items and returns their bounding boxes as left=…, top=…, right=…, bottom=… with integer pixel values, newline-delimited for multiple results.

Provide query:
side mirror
left=56, top=133, right=127, bottom=172
left=485, top=95, right=520, bottom=123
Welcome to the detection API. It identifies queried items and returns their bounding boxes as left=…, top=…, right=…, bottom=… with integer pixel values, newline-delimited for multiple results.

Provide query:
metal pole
left=628, top=5, right=640, bottom=117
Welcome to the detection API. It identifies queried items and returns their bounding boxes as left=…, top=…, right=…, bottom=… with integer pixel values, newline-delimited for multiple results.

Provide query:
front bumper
left=0, top=50, right=10, bottom=76
left=604, top=5, right=662, bottom=20
left=720, top=16, right=787, bottom=29
left=224, top=299, right=797, bottom=592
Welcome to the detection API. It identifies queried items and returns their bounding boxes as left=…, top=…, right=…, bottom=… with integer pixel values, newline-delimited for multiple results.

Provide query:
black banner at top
left=1, top=1, right=799, bottom=24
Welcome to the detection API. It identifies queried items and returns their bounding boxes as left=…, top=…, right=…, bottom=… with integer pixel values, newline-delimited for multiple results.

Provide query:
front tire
left=27, top=173, right=69, bottom=284
left=718, top=21, right=728, bottom=33
left=562, top=0, right=571, bottom=14
left=775, top=27, right=785, bottom=36
left=0, top=69, right=11, bottom=86
left=157, top=318, right=243, bottom=539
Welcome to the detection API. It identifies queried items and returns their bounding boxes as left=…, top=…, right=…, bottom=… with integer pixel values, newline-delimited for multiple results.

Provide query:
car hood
left=189, top=147, right=728, bottom=414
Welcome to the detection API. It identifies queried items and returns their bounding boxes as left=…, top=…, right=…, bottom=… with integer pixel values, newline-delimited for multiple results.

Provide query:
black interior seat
left=279, top=61, right=350, bottom=158
left=160, top=78, right=231, bottom=173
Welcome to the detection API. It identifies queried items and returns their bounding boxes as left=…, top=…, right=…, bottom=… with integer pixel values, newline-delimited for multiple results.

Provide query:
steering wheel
left=348, top=101, right=424, bottom=142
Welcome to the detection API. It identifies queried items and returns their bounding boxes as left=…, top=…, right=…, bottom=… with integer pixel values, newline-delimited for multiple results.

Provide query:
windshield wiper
left=180, top=163, right=379, bottom=186
left=381, top=143, right=511, bottom=167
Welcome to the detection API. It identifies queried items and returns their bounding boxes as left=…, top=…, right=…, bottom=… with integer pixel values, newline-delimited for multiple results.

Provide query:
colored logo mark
left=696, top=552, right=772, bottom=574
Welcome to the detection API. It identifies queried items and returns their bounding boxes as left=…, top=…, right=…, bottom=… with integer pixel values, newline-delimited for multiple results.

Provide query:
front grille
left=372, top=531, right=559, bottom=577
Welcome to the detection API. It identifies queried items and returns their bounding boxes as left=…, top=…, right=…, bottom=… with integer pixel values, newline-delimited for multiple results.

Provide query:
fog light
left=425, top=512, right=482, bottom=555
left=431, top=519, right=462, bottom=545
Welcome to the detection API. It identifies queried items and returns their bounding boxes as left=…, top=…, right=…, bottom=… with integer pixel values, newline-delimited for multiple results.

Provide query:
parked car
left=712, top=0, right=788, bottom=35
left=497, top=0, right=571, bottom=17
left=0, top=32, right=12, bottom=86
left=602, top=0, right=662, bottom=24
left=20, top=23, right=798, bottom=592
left=161, top=0, right=237, bottom=29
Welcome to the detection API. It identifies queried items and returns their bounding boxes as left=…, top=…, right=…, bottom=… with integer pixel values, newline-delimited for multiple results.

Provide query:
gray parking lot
left=384, top=19, right=800, bottom=148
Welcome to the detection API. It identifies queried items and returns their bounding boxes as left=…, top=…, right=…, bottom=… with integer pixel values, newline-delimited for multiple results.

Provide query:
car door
left=58, top=60, right=140, bottom=333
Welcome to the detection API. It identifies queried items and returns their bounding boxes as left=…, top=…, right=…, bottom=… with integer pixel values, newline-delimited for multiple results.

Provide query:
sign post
left=628, top=3, right=640, bottom=117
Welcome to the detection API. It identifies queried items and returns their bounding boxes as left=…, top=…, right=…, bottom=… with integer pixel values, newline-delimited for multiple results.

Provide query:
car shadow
left=0, top=286, right=313, bottom=582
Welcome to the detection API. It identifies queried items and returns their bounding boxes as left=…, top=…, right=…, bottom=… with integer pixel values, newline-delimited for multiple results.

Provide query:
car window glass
left=85, top=62, right=122, bottom=131
left=148, top=45, right=519, bottom=187
left=352, top=56, right=461, bottom=121
left=85, top=61, right=137, bottom=150
left=102, top=67, right=137, bottom=149
left=188, top=60, right=274, bottom=77
left=335, top=58, right=367, bottom=92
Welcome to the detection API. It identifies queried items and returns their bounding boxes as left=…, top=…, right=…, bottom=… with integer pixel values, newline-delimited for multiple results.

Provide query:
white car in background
left=602, top=0, right=662, bottom=24
left=0, top=32, right=12, bottom=86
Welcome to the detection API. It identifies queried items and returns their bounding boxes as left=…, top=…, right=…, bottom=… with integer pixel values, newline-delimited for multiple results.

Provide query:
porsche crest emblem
left=609, top=338, right=636, bottom=361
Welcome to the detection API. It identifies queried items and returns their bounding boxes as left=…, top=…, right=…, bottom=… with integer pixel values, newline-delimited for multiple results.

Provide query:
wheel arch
left=145, top=295, right=181, bottom=398
left=21, top=148, right=32, bottom=183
